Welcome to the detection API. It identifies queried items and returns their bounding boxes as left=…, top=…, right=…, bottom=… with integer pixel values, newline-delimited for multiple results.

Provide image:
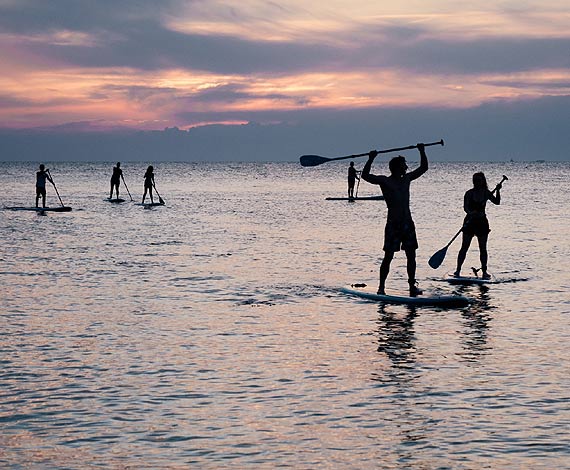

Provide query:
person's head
left=116, top=162, right=121, bottom=168
left=473, top=172, right=488, bottom=190
left=350, top=161, right=354, bottom=167
left=389, top=155, right=408, bottom=176
left=39, top=164, right=45, bottom=171
left=147, top=165, right=153, bottom=173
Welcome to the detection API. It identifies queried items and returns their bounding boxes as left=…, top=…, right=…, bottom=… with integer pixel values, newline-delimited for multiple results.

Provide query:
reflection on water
left=375, top=305, right=418, bottom=373
left=458, top=285, right=494, bottom=361
left=1, top=162, right=570, bottom=468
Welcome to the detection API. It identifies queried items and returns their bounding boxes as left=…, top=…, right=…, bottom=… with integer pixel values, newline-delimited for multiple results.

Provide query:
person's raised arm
left=361, top=151, right=382, bottom=184
left=488, top=185, right=501, bottom=205
left=407, top=143, right=428, bottom=180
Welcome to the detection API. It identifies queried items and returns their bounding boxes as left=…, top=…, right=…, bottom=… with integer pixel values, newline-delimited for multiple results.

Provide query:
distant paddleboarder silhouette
left=142, top=165, right=155, bottom=204
left=454, top=172, right=501, bottom=279
left=35, top=164, right=53, bottom=208
left=361, top=144, right=428, bottom=296
left=110, top=162, right=123, bottom=199
left=348, top=161, right=360, bottom=199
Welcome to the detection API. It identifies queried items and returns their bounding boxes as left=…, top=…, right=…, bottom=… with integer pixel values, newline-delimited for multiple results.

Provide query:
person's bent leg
left=378, top=251, right=394, bottom=295
left=149, top=187, right=154, bottom=203
left=142, top=187, right=147, bottom=203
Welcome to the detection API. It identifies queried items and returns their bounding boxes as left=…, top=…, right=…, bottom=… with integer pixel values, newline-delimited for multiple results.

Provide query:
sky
left=0, top=0, right=569, bottom=161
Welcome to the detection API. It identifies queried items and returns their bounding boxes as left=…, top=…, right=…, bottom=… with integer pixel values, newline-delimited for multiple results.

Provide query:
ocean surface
left=1, top=160, right=569, bottom=469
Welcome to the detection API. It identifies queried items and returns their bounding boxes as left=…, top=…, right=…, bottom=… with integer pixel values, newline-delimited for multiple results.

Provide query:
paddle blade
left=299, top=155, right=330, bottom=167
left=428, top=247, right=447, bottom=269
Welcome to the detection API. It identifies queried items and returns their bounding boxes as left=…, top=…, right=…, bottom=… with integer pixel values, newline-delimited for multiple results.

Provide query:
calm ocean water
left=1, top=160, right=569, bottom=469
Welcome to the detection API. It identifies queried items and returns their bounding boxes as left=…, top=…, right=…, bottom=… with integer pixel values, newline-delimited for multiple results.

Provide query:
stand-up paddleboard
left=443, top=273, right=497, bottom=285
left=326, top=196, right=384, bottom=201
left=137, top=202, right=165, bottom=207
left=5, top=206, right=72, bottom=212
left=107, top=198, right=126, bottom=203
left=340, top=284, right=470, bottom=307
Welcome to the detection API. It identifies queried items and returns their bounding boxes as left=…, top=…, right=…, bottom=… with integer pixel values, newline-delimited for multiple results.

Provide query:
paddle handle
left=491, top=175, right=508, bottom=194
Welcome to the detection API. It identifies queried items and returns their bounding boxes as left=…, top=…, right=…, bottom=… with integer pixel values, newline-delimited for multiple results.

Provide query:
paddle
left=428, top=175, right=508, bottom=270
left=121, top=174, right=133, bottom=201
left=152, top=183, right=165, bottom=205
left=47, top=169, right=66, bottom=207
left=300, top=139, right=444, bottom=167
left=428, top=227, right=463, bottom=269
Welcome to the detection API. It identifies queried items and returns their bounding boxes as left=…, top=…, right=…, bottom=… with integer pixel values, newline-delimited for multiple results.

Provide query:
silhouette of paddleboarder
left=348, top=161, right=360, bottom=199
left=142, top=165, right=155, bottom=204
left=110, top=162, right=123, bottom=199
left=361, top=143, right=428, bottom=296
left=454, top=172, right=501, bottom=279
left=35, top=164, right=53, bottom=208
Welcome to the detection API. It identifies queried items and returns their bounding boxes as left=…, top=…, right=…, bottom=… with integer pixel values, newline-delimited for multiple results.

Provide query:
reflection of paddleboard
left=444, top=273, right=498, bottom=285
left=5, top=206, right=72, bottom=212
left=340, top=284, right=470, bottom=307
left=107, top=198, right=126, bottom=203
left=325, top=196, right=384, bottom=201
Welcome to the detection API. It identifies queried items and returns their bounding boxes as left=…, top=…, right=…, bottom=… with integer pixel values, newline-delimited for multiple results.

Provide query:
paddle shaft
left=121, top=174, right=133, bottom=201
left=300, top=139, right=444, bottom=167
left=152, top=183, right=165, bottom=204
left=47, top=170, right=65, bottom=207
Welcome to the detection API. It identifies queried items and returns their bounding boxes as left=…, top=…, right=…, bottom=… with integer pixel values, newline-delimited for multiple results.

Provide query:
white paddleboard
left=340, top=284, right=470, bottom=307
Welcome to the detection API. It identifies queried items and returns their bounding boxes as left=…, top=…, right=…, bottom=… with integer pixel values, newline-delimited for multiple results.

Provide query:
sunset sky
left=1, top=0, right=568, bottom=131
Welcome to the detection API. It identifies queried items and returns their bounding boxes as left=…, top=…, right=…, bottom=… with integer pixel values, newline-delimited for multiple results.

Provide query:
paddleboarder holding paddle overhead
left=454, top=172, right=503, bottom=279
left=361, top=143, right=429, bottom=297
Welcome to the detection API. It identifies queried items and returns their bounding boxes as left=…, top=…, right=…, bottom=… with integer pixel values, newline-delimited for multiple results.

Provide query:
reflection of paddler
left=347, top=161, right=360, bottom=198
left=110, top=162, right=123, bottom=199
left=36, top=164, right=53, bottom=208
left=454, top=172, right=502, bottom=280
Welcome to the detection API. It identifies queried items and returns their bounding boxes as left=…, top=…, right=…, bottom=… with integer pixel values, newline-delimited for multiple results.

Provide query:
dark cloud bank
left=1, top=95, right=568, bottom=162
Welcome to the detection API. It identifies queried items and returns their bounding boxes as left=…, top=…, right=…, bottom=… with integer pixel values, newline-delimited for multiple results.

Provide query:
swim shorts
left=383, top=218, right=418, bottom=252
left=463, top=215, right=490, bottom=238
